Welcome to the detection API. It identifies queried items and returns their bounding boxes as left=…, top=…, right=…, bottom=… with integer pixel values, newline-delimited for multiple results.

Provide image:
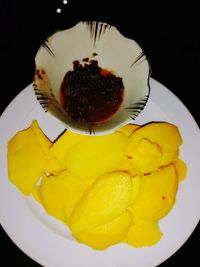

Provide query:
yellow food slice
left=46, top=130, right=89, bottom=174
left=49, top=130, right=89, bottom=164
left=117, top=124, right=140, bottom=137
left=30, top=120, right=52, bottom=152
left=127, top=122, right=182, bottom=174
left=73, top=211, right=132, bottom=250
left=38, top=170, right=91, bottom=223
left=31, top=173, right=50, bottom=202
left=126, top=215, right=162, bottom=247
left=130, top=176, right=141, bottom=203
left=130, top=165, right=178, bottom=221
left=70, top=171, right=132, bottom=233
left=7, top=119, right=186, bottom=251
left=120, top=157, right=139, bottom=176
left=36, top=175, right=67, bottom=222
left=173, top=159, right=187, bottom=182
left=45, top=154, right=66, bottom=175
left=32, top=186, right=41, bottom=203
left=7, top=126, right=47, bottom=195
left=66, top=132, right=127, bottom=180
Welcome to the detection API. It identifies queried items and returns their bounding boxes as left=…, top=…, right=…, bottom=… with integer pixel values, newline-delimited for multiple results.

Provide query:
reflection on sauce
left=60, top=59, right=124, bottom=125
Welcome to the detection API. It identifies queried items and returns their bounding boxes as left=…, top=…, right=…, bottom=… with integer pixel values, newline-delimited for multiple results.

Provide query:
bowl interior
left=33, top=21, right=150, bottom=135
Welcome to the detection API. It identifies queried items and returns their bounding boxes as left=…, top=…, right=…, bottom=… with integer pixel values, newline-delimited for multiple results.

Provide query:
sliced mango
left=117, top=124, right=140, bottom=137
left=127, top=122, right=182, bottom=174
left=37, top=170, right=91, bottom=223
left=130, top=165, right=178, bottom=220
left=174, top=159, right=187, bottom=182
left=120, top=158, right=139, bottom=176
left=7, top=124, right=48, bottom=195
left=66, top=132, right=127, bottom=180
left=32, top=185, right=41, bottom=203
left=126, top=215, right=162, bottom=247
left=73, top=211, right=132, bottom=250
left=70, top=171, right=132, bottom=233
left=46, top=130, right=89, bottom=174
left=45, top=154, right=65, bottom=175
left=7, top=120, right=187, bottom=250
left=130, top=176, right=141, bottom=203
left=30, top=120, right=52, bottom=152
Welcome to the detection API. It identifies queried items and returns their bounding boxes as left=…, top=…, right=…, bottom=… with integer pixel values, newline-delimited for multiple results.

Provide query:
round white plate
left=0, top=78, right=200, bottom=267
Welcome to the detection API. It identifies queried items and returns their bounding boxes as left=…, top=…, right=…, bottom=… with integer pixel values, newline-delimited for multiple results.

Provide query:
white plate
left=0, top=78, right=200, bottom=267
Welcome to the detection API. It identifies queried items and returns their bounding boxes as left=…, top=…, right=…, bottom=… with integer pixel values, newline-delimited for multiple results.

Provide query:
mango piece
left=30, top=120, right=52, bottom=152
left=130, top=176, right=141, bottom=203
left=46, top=130, right=89, bottom=174
left=32, top=174, right=50, bottom=203
left=37, top=170, right=91, bottom=223
left=120, top=158, right=139, bottom=177
left=127, top=138, right=162, bottom=174
left=34, top=175, right=67, bottom=222
left=117, top=124, right=140, bottom=137
left=127, top=122, right=182, bottom=173
left=73, top=211, right=132, bottom=250
left=174, top=159, right=187, bottom=182
left=32, top=186, right=41, bottom=203
left=130, top=165, right=178, bottom=220
left=7, top=125, right=47, bottom=195
left=70, top=171, right=132, bottom=233
left=126, top=215, right=162, bottom=247
left=66, top=132, right=127, bottom=180
left=45, top=154, right=66, bottom=175
left=7, top=120, right=187, bottom=250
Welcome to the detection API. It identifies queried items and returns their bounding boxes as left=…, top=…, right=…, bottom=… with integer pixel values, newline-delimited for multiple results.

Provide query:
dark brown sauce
left=60, top=59, right=124, bottom=125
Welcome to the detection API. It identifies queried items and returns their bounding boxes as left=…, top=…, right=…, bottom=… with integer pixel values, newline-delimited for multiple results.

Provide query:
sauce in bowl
left=60, top=59, right=124, bottom=125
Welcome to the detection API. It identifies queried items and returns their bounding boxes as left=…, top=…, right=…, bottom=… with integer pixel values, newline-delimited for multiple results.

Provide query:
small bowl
left=33, top=21, right=151, bottom=135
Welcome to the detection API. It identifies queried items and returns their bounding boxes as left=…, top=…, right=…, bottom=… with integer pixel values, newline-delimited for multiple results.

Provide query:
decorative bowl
left=33, top=21, right=151, bottom=135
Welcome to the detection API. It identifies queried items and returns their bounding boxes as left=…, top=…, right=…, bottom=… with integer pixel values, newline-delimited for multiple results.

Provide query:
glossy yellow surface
left=129, top=165, right=178, bottom=220
left=127, top=122, right=182, bottom=174
left=70, top=171, right=133, bottom=233
left=7, top=121, right=187, bottom=249
left=174, top=159, right=187, bottom=182
left=46, top=130, right=89, bottom=174
left=7, top=120, right=51, bottom=195
left=126, top=215, right=162, bottom=247
left=74, top=211, right=132, bottom=250
left=65, top=132, right=127, bottom=180
left=117, top=124, right=140, bottom=137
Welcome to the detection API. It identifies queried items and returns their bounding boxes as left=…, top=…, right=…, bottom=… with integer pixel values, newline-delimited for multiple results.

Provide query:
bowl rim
left=33, top=21, right=151, bottom=136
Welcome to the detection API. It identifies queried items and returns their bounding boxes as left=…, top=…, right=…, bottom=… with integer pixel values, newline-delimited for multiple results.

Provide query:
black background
left=0, top=1, right=199, bottom=266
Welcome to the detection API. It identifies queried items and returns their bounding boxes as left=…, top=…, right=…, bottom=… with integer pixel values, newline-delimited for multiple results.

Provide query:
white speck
left=56, top=8, right=62, bottom=13
left=63, top=0, right=68, bottom=4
